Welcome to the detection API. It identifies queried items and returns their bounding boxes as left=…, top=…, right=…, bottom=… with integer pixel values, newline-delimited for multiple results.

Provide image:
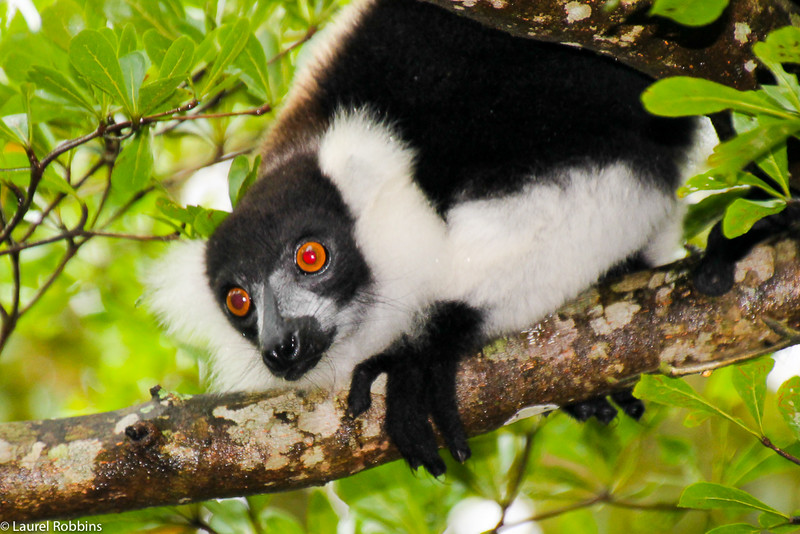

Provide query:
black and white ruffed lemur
left=148, top=0, right=720, bottom=475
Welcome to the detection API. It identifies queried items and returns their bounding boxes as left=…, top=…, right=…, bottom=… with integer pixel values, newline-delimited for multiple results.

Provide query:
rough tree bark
left=2, top=236, right=800, bottom=521
left=2, top=0, right=800, bottom=523
left=420, top=0, right=798, bottom=90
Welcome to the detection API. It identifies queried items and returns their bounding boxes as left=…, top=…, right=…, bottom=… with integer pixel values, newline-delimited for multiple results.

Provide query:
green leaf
left=138, top=77, right=185, bottom=116
left=649, top=0, right=728, bottom=27
left=753, top=26, right=800, bottom=112
left=731, top=357, right=774, bottom=432
left=97, top=27, right=118, bottom=54
left=227, top=155, right=250, bottom=208
left=760, top=85, right=797, bottom=113
left=202, top=19, right=250, bottom=96
left=191, top=206, right=228, bottom=237
left=306, top=490, right=339, bottom=534
left=235, top=34, right=271, bottom=101
left=679, top=482, right=787, bottom=519
left=754, top=143, right=791, bottom=198
left=753, top=55, right=800, bottom=114
left=119, top=51, right=148, bottom=116
left=27, top=65, right=96, bottom=113
left=143, top=29, right=172, bottom=68
left=2, top=165, right=76, bottom=196
left=40, top=0, right=85, bottom=51
left=159, top=36, right=195, bottom=79
left=20, top=82, right=34, bottom=144
left=0, top=114, right=29, bottom=145
left=201, top=72, right=243, bottom=106
left=754, top=26, right=800, bottom=65
left=634, top=375, right=753, bottom=434
left=635, top=375, right=717, bottom=414
left=705, top=524, right=760, bottom=534
left=678, top=172, right=735, bottom=198
left=722, top=197, right=786, bottom=238
left=227, top=155, right=259, bottom=207
left=642, top=77, right=790, bottom=118
left=118, top=24, right=137, bottom=57
left=111, top=133, right=154, bottom=194
left=193, top=27, right=223, bottom=70
left=777, top=376, right=800, bottom=439
left=708, top=119, right=800, bottom=176
left=769, top=524, right=800, bottom=534
left=261, top=509, right=304, bottom=534
left=155, top=198, right=228, bottom=238
left=83, top=0, right=106, bottom=29
left=69, top=30, right=131, bottom=112
left=738, top=173, right=784, bottom=200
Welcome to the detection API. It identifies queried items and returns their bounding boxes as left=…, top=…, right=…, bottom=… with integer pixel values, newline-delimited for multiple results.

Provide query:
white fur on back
left=318, top=109, right=680, bottom=339
left=444, top=167, right=674, bottom=334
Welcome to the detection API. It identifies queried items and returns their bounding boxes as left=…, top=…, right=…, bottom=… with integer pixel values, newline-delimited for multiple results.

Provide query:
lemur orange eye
left=226, top=287, right=251, bottom=317
left=296, top=241, right=328, bottom=273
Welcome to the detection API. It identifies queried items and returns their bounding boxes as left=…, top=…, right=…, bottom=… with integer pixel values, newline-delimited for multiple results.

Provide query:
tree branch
left=419, top=0, right=799, bottom=90
left=2, top=235, right=799, bottom=521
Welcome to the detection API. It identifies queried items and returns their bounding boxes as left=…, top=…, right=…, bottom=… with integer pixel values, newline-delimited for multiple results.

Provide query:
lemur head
left=205, top=152, right=371, bottom=382
left=148, top=110, right=435, bottom=391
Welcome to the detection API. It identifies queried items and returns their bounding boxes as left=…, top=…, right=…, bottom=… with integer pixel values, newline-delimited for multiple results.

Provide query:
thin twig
left=0, top=158, right=42, bottom=245
left=488, top=496, right=605, bottom=532
left=33, top=99, right=198, bottom=171
left=0, top=229, right=180, bottom=256
left=168, top=147, right=255, bottom=182
left=18, top=159, right=109, bottom=243
left=99, top=187, right=155, bottom=229
left=497, top=493, right=681, bottom=532
left=156, top=102, right=272, bottom=123
left=267, top=26, right=318, bottom=65
left=0, top=251, right=22, bottom=354
left=667, top=317, right=800, bottom=377
left=761, top=436, right=800, bottom=467
left=492, top=428, right=539, bottom=532
left=18, top=243, right=79, bottom=317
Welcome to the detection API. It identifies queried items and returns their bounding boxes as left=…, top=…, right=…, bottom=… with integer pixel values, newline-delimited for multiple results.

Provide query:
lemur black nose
left=262, top=332, right=300, bottom=374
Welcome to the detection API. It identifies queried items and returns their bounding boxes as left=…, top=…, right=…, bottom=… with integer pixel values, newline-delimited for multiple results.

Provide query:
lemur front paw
left=348, top=353, right=469, bottom=476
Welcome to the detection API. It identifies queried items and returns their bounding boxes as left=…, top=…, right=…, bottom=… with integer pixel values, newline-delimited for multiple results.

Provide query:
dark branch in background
left=419, top=0, right=797, bottom=91
left=1, top=236, right=799, bottom=521
left=0, top=24, right=323, bottom=352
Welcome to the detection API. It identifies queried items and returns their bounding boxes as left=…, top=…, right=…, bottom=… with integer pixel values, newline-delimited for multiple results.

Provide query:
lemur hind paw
left=562, top=388, right=644, bottom=424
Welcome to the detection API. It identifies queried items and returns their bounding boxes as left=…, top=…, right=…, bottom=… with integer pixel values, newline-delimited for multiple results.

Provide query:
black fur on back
left=312, top=0, right=697, bottom=212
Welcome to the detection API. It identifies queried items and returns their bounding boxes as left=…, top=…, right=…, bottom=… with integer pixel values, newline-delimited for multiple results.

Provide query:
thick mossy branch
left=420, top=0, right=800, bottom=90
left=2, top=236, right=799, bottom=521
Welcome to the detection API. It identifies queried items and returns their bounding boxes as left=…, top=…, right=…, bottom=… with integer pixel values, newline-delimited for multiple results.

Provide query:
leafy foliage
left=642, top=26, right=800, bottom=240
left=0, top=0, right=335, bottom=402
left=648, top=0, right=729, bottom=26
left=1, top=1, right=800, bottom=533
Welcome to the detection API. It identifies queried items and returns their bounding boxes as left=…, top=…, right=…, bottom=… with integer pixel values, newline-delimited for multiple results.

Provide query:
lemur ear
left=318, top=108, right=416, bottom=213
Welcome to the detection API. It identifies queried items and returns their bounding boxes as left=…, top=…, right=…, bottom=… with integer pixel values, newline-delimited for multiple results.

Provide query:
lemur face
left=205, top=153, right=371, bottom=381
